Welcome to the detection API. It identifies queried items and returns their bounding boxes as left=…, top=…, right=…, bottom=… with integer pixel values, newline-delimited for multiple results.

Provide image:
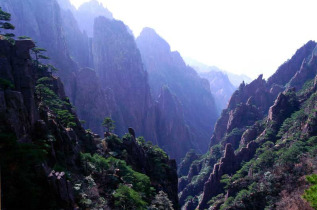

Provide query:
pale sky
left=70, top=0, right=317, bottom=79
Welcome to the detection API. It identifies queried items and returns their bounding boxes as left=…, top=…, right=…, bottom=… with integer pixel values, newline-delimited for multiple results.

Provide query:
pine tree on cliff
left=18, top=36, right=58, bottom=74
left=102, top=117, right=115, bottom=132
left=0, top=7, right=15, bottom=40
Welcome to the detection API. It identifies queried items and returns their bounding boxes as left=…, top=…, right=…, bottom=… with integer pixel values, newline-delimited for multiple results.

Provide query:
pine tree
left=0, top=7, right=15, bottom=40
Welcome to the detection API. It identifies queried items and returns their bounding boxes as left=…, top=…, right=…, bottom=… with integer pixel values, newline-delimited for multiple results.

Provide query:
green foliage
left=220, top=174, right=231, bottom=190
left=30, top=43, right=58, bottom=73
left=80, top=153, right=153, bottom=205
left=102, top=117, right=115, bottom=132
left=226, top=128, right=243, bottom=138
left=303, top=174, right=317, bottom=209
left=298, top=79, right=314, bottom=95
left=56, top=109, right=76, bottom=128
left=216, top=91, right=317, bottom=209
left=0, top=7, right=15, bottom=42
left=208, top=193, right=224, bottom=205
left=136, top=136, right=145, bottom=145
left=35, top=77, right=76, bottom=128
left=210, top=144, right=223, bottom=160
left=18, top=35, right=31, bottom=40
left=253, top=150, right=277, bottom=173
left=113, top=184, right=147, bottom=210
left=0, top=77, right=14, bottom=89
left=220, top=197, right=234, bottom=210
left=278, top=141, right=306, bottom=165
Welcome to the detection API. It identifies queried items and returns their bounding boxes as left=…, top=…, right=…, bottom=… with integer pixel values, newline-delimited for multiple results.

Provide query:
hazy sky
left=70, top=0, right=317, bottom=79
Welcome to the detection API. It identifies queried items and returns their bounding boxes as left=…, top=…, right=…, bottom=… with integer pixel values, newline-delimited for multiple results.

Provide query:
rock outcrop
left=198, top=142, right=258, bottom=209
left=0, top=39, right=93, bottom=209
left=1, top=37, right=180, bottom=209
left=73, top=68, right=116, bottom=134
left=210, top=74, right=275, bottom=147
left=179, top=40, right=317, bottom=209
left=92, top=16, right=153, bottom=136
left=137, top=27, right=218, bottom=154
left=75, top=0, right=113, bottom=37
left=268, top=40, right=316, bottom=87
left=200, top=70, right=236, bottom=112
left=0, top=0, right=79, bottom=97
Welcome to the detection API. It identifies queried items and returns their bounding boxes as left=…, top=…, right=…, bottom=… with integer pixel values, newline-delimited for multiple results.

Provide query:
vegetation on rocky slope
left=0, top=28, right=178, bottom=209
left=179, top=41, right=317, bottom=210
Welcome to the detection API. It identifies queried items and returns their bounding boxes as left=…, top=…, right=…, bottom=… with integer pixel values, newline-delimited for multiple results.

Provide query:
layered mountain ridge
left=178, top=40, right=317, bottom=209
left=0, top=0, right=220, bottom=161
left=136, top=27, right=218, bottom=154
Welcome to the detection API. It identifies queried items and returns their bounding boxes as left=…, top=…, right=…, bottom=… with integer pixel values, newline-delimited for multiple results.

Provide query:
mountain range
left=1, top=0, right=317, bottom=209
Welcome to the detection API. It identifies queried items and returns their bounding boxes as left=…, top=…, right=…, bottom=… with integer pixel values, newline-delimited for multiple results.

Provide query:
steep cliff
left=200, top=70, right=236, bottom=113
left=0, top=39, right=94, bottom=209
left=0, top=38, right=179, bottom=209
left=0, top=0, right=78, bottom=98
left=136, top=27, right=218, bottom=154
left=179, top=40, right=317, bottom=209
left=150, top=86, right=193, bottom=160
left=75, top=0, right=113, bottom=37
left=92, top=16, right=152, bottom=136
left=1, top=0, right=221, bottom=161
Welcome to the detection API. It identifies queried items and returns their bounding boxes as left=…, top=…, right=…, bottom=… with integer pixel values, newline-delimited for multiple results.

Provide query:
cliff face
left=200, top=70, right=236, bottom=112
left=0, top=39, right=92, bottom=209
left=0, top=0, right=78, bottom=98
left=1, top=0, right=220, bottom=161
left=151, top=87, right=193, bottom=160
left=267, top=40, right=316, bottom=87
left=73, top=68, right=116, bottom=135
left=75, top=0, right=113, bottom=37
left=92, top=16, right=152, bottom=136
left=179, top=40, right=317, bottom=209
left=60, top=7, right=91, bottom=68
left=136, top=28, right=218, bottom=154
left=210, top=74, right=275, bottom=148
left=0, top=38, right=179, bottom=209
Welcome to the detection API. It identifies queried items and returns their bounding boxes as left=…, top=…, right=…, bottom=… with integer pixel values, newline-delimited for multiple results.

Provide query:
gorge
left=1, top=0, right=317, bottom=209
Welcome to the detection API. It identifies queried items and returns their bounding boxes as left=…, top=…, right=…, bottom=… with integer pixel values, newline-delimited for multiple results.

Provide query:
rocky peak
left=210, top=71, right=279, bottom=149
left=268, top=40, right=316, bottom=87
left=223, top=143, right=235, bottom=159
left=76, top=0, right=113, bottom=36
left=56, top=0, right=76, bottom=12
left=288, top=44, right=317, bottom=91
left=199, top=70, right=236, bottom=112
left=92, top=16, right=152, bottom=135
left=137, top=27, right=218, bottom=155
left=136, top=27, right=173, bottom=68
left=267, top=88, right=299, bottom=126
left=198, top=141, right=258, bottom=209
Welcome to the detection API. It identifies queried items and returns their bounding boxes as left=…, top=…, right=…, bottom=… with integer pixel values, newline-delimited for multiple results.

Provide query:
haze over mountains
left=0, top=0, right=225, bottom=160
left=1, top=0, right=317, bottom=209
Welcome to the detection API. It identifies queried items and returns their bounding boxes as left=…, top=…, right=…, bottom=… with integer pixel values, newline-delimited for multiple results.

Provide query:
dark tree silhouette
left=0, top=7, right=15, bottom=40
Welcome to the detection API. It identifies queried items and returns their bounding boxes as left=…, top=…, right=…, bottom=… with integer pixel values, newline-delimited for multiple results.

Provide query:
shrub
left=303, top=174, right=317, bottom=209
left=0, top=78, right=14, bottom=89
left=113, top=184, right=147, bottom=210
